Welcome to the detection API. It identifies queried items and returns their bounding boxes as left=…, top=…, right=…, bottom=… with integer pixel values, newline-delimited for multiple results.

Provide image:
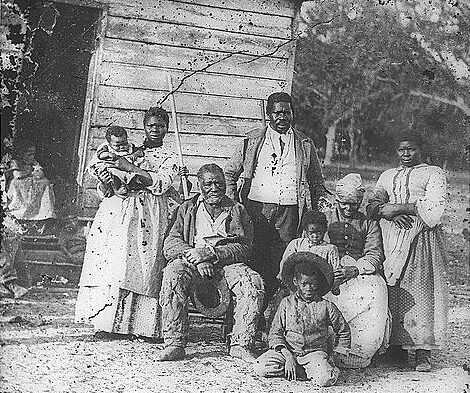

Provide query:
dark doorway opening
left=15, top=2, right=101, bottom=217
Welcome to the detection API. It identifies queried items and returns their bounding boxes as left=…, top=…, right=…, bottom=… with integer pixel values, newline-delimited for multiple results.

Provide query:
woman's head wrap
left=335, top=173, right=365, bottom=203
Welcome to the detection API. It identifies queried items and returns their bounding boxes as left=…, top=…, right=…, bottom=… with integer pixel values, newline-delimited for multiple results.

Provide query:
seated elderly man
left=158, top=163, right=265, bottom=362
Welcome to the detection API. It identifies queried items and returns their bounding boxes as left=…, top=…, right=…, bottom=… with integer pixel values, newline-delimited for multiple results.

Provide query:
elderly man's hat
left=279, top=251, right=334, bottom=296
left=190, top=269, right=231, bottom=318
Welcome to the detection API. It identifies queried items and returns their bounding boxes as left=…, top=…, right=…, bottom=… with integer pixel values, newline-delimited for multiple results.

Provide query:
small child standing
left=254, top=252, right=351, bottom=386
left=89, top=126, right=144, bottom=197
left=279, top=210, right=341, bottom=295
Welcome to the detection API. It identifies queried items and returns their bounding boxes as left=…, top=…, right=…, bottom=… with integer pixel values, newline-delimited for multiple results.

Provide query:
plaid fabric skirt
left=388, top=226, right=448, bottom=350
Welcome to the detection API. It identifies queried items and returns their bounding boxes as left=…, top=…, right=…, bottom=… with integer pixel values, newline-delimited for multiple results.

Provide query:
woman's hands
left=334, top=266, right=359, bottom=285
left=380, top=203, right=417, bottom=230
left=95, top=167, right=113, bottom=185
left=392, top=214, right=414, bottom=229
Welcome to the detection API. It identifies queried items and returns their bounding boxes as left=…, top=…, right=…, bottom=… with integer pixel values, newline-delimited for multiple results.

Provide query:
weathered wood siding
left=80, top=0, right=299, bottom=216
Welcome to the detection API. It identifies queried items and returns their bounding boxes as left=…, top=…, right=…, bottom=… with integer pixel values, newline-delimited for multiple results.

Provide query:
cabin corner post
left=76, top=5, right=107, bottom=210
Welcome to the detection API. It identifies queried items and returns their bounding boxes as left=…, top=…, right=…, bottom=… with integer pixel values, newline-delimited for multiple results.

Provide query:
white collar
left=267, top=124, right=293, bottom=139
left=196, top=195, right=228, bottom=224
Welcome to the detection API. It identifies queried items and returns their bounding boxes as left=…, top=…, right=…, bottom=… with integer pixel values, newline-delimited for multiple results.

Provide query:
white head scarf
left=335, top=173, right=365, bottom=203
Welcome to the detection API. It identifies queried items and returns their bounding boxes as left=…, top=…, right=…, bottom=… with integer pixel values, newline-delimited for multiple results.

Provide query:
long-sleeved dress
left=367, top=163, right=448, bottom=350
left=323, top=208, right=390, bottom=367
left=74, top=146, right=178, bottom=338
left=6, top=159, right=55, bottom=221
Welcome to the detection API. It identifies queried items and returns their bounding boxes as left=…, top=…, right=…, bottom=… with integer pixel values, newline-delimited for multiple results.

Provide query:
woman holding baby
left=75, top=107, right=186, bottom=342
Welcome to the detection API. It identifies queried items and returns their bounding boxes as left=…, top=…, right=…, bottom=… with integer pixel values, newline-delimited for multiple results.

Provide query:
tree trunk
left=324, top=120, right=338, bottom=165
left=348, top=127, right=356, bottom=168
left=349, top=128, right=362, bottom=168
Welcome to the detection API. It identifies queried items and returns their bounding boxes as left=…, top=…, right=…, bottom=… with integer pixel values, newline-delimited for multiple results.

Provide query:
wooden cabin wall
left=79, top=0, right=299, bottom=216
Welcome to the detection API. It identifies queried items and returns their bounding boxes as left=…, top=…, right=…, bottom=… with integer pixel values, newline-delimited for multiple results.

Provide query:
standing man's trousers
left=245, top=200, right=298, bottom=298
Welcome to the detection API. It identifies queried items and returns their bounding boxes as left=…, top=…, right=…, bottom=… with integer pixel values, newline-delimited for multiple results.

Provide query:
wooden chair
left=189, top=271, right=234, bottom=348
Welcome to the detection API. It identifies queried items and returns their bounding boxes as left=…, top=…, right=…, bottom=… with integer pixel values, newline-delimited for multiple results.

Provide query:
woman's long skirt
left=388, top=227, right=448, bottom=350
left=326, top=265, right=390, bottom=367
left=75, top=192, right=168, bottom=338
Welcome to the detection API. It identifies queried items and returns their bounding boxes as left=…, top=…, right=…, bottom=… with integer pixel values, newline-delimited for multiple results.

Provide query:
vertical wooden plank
left=284, top=5, right=301, bottom=93
left=77, top=6, right=108, bottom=187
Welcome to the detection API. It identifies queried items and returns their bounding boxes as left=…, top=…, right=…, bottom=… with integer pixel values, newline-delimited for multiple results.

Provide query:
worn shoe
left=138, top=336, right=164, bottom=344
left=5, top=282, right=29, bottom=299
left=415, top=349, right=431, bottom=372
left=93, top=331, right=135, bottom=341
left=157, top=346, right=186, bottom=361
left=229, top=345, right=257, bottom=363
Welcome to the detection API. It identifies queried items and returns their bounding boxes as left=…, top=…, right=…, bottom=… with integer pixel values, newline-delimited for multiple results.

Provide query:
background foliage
left=292, top=0, right=469, bottom=170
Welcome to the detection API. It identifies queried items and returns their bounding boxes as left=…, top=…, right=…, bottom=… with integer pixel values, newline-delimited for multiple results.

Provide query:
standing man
left=158, top=164, right=264, bottom=362
left=224, top=92, right=327, bottom=302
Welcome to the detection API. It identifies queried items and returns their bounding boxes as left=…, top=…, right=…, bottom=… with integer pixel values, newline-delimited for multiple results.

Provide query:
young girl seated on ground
left=6, top=140, right=55, bottom=230
left=89, top=126, right=145, bottom=197
left=254, top=252, right=351, bottom=387
left=279, top=210, right=341, bottom=295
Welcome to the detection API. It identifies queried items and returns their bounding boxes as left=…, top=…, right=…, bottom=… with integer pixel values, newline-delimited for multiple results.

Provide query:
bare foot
left=0, top=284, right=11, bottom=298
left=157, top=346, right=185, bottom=361
left=5, top=283, right=29, bottom=299
left=229, top=345, right=257, bottom=363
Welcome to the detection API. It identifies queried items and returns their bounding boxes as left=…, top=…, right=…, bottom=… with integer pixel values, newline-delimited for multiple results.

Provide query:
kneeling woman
left=325, top=174, right=390, bottom=368
left=75, top=107, right=179, bottom=341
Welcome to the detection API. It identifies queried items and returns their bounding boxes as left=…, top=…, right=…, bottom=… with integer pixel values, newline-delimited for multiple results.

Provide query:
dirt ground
left=1, top=168, right=469, bottom=393
left=0, top=288, right=469, bottom=393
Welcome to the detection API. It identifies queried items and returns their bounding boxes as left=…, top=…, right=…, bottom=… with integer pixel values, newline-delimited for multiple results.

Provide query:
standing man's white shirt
left=248, top=125, right=297, bottom=205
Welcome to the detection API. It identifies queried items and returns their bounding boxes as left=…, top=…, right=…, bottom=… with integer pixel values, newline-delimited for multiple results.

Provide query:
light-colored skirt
left=325, top=266, right=390, bottom=367
left=7, top=177, right=55, bottom=220
left=75, top=285, right=161, bottom=337
left=75, top=192, right=168, bottom=338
